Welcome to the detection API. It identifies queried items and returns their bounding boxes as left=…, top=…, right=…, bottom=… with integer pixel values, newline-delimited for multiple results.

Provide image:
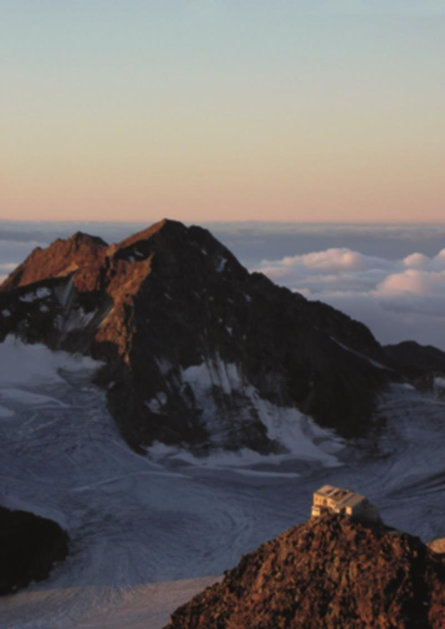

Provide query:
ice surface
left=0, top=388, right=69, bottom=407
left=0, top=405, right=14, bottom=418
left=1, top=340, right=445, bottom=627
left=0, top=576, right=220, bottom=629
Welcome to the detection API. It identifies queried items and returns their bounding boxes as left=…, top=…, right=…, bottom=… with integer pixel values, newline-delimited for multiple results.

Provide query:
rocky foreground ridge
left=168, top=513, right=445, bottom=628
left=0, top=219, right=442, bottom=453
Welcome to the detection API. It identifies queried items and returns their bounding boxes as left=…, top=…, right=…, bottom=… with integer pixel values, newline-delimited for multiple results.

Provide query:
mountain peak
left=70, top=231, right=108, bottom=247
left=0, top=231, right=108, bottom=292
left=115, top=218, right=185, bottom=251
left=0, top=219, right=392, bottom=451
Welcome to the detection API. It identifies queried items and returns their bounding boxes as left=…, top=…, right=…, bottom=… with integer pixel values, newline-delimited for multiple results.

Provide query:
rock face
left=0, top=219, right=392, bottom=452
left=384, top=341, right=445, bottom=391
left=167, top=514, right=445, bottom=628
left=0, top=507, right=69, bottom=595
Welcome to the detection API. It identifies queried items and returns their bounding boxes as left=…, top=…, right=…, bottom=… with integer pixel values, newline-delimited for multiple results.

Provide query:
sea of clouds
left=0, top=221, right=444, bottom=350
left=255, top=246, right=445, bottom=350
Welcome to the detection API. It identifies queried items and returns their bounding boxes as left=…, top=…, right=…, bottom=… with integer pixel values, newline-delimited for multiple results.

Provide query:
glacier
left=1, top=338, right=445, bottom=627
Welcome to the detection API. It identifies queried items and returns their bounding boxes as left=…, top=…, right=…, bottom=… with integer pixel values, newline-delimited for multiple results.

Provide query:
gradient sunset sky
left=2, top=1, right=445, bottom=222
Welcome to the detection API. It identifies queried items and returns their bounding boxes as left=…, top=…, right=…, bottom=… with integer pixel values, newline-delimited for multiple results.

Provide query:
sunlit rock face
left=168, top=513, right=445, bottom=629
left=0, top=219, right=393, bottom=452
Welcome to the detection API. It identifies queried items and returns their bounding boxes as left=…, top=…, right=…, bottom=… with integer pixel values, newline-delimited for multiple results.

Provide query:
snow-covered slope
left=1, top=338, right=445, bottom=627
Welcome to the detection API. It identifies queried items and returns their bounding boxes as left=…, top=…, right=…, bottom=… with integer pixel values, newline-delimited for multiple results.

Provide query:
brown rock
left=167, top=514, right=445, bottom=628
left=428, top=538, right=445, bottom=555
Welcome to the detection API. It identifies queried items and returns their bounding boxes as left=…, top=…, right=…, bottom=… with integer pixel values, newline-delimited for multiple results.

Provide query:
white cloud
left=286, top=248, right=383, bottom=272
left=0, top=263, right=17, bottom=273
left=0, top=263, right=17, bottom=285
left=403, top=252, right=429, bottom=268
left=255, top=248, right=445, bottom=350
left=259, top=248, right=391, bottom=288
left=375, top=269, right=445, bottom=297
left=433, top=249, right=445, bottom=268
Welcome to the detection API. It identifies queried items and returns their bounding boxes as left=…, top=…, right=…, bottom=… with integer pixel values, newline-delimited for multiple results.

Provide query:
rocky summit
left=0, top=219, right=418, bottom=452
left=167, top=513, right=445, bottom=628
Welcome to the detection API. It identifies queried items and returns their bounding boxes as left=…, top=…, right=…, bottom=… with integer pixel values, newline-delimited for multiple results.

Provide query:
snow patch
left=400, top=383, right=415, bottom=390
left=181, top=357, right=341, bottom=465
left=145, top=392, right=168, bottom=413
left=64, top=307, right=98, bottom=332
left=215, top=257, right=227, bottom=272
left=56, top=277, right=75, bottom=308
left=244, top=386, right=342, bottom=466
left=182, top=357, right=242, bottom=397
left=156, top=357, right=173, bottom=376
left=19, top=287, right=51, bottom=302
left=433, top=376, right=445, bottom=390
left=330, top=337, right=390, bottom=370
left=0, top=336, right=102, bottom=386
left=1, top=309, right=11, bottom=317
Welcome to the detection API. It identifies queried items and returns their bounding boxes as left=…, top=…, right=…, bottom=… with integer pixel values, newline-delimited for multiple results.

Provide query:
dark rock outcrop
left=0, top=506, right=69, bottom=595
left=0, top=219, right=393, bottom=452
left=384, top=341, right=445, bottom=390
left=167, top=514, right=445, bottom=628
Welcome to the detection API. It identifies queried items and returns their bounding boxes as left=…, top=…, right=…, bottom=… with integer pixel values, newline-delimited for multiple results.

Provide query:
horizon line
left=1, top=218, right=445, bottom=226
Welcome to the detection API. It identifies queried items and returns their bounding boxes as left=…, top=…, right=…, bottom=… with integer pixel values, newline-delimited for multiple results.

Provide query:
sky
left=2, top=1, right=445, bottom=222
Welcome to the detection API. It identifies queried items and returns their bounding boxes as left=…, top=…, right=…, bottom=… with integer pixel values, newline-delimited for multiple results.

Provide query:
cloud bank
left=256, top=248, right=445, bottom=350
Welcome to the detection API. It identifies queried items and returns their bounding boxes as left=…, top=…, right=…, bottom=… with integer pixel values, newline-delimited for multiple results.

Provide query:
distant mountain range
left=1, top=219, right=443, bottom=453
